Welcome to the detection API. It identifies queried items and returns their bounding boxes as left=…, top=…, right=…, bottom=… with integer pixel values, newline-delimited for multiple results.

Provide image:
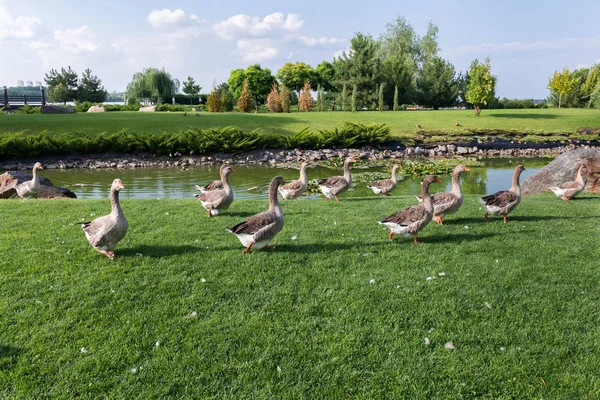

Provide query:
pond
left=41, top=157, right=550, bottom=200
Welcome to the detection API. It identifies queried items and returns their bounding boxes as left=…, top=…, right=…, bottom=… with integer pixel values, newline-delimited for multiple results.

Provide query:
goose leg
left=484, top=212, right=489, bottom=220
left=324, top=197, right=329, bottom=201
left=96, top=249, right=115, bottom=259
left=434, top=215, right=443, bottom=225
left=243, top=243, right=253, bottom=254
left=388, top=231, right=394, bottom=241
left=413, top=235, right=422, bottom=245
left=207, top=209, right=212, bottom=217
left=503, top=215, right=507, bottom=224
left=334, top=196, right=339, bottom=202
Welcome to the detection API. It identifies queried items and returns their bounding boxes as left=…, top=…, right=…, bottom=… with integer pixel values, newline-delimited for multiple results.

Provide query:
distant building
left=34, top=81, right=42, bottom=87
left=17, top=80, right=24, bottom=87
left=25, top=80, right=33, bottom=87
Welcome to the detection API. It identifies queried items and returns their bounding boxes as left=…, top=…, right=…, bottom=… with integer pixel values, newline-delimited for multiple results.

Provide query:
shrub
left=73, top=101, right=95, bottom=112
left=206, top=88, right=222, bottom=112
left=237, top=79, right=252, bottom=113
left=16, top=104, right=41, bottom=114
left=267, top=83, right=283, bottom=113
left=280, top=85, right=291, bottom=113
left=299, top=80, right=313, bottom=112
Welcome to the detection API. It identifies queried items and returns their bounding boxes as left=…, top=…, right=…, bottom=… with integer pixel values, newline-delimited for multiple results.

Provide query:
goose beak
left=464, top=167, right=471, bottom=172
left=435, top=177, right=442, bottom=183
left=118, top=182, right=125, bottom=189
left=231, top=169, right=236, bottom=172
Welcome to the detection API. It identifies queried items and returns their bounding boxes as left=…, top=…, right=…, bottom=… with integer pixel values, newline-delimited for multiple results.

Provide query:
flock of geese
left=12, top=158, right=588, bottom=258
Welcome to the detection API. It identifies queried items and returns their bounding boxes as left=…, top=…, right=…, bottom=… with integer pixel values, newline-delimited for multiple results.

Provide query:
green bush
left=0, top=123, right=391, bottom=159
left=16, top=104, right=41, bottom=114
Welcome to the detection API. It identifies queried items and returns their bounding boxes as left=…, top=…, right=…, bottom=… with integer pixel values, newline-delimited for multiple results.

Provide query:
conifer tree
left=393, top=85, right=399, bottom=111
left=236, top=79, right=252, bottom=113
left=206, top=87, right=222, bottom=112
left=299, top=80, right=313, bottom=112
left=267, top=83, right=283, bottom=112
left=341, top=83, right=348, bottom=112
left=280, top=85, right=291, bottom=113
left=378, top=83, right=385, bottom=112
left=351, top=84, right=357, bottom=112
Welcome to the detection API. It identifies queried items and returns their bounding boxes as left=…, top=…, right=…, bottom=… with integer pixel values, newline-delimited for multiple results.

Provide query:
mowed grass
left=1, top=193, right=599, bottom=398
left=1, top=108, right=599, bottom=138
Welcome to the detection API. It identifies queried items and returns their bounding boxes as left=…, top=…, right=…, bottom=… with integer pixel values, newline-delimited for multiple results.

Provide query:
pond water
left=42, top=158, right=550, bottom=200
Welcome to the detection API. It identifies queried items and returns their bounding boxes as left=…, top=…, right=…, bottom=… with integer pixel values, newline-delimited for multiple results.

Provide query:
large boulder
left=522, top=148, right=600, bottom=195
left=87, top=105, right=106, bottom=112
left=139, top=106, right=156, bottom=112
left=0, top=171, right=77, bottom=199
left=41, top=104, right=75, bottom=114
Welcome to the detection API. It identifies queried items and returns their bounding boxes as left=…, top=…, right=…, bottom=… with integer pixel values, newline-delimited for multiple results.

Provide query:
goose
left=228, top=176, right=285, bottom=254
left=380, top=175, right=441, bottom=244
left=82, top=179, right=128, bottom=259
left=195, top=164, right=226, bottom=193
left=480, top=165, right=526, bottom=223
left=416, top=165, right=470, bottom=224
left=367, top=164, right=400, bottom=196
left=279, top=162, right=308, bottom=200
left=549, top=165, right=587, bottom=200
left=194, top=165, right=234, bottom=216
left=15, top=162, right=44, bottom=198
left=316, top=157, right=355, bottom=201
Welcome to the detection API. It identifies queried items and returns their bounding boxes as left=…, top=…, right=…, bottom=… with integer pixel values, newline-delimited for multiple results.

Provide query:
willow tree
left=126, top=68, right=180, bottom=105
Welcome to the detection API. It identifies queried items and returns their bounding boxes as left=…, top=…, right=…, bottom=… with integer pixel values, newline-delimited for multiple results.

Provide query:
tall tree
left=334, top=33, right=381, bottom=109
left=548, top=68, right=577, bottom=109
left=351, top=84, right=357, bottom=112
left=277, top=62, right=316, bottom=95
left=228, top=64, right=275, bottom=112
left=77, top=68, right=107, bottom=103
left=206, top=87, right=222, bottom=112
left=267, top=83, right=283, bottom=113
left=378, top=83, right=385, bottom=111
left=315, top=61, right=335, bottom=92
left=44, top=66, right=78, bottom=104
left=341, top=83, right=348, bottom=112
left=583, top=64, right=600, bottom=107
left=393, top=85, right=399, bottom=111
left=182, top=76, right=201, bottom=105
left=465, top=58, right=497, bottom=115
left=456, top=71, right=470, bottom=108
left=417, top=56, right=458, bottom=109
left=126, top=68, right=180, bottom=105
left=378, top=16, right=420, bottom=106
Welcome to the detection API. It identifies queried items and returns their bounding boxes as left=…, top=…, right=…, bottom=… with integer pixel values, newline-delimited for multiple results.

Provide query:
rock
left=41, top=105, right=75, bottom=114
left=457, top=146, right=468, bottom=154
left=0, top=171, right=77, bottom=199
left=87, top=105, right=106, bottom=112
left=522, top=148, right=600, bottom=195
left=139, top=106, right=157, bottom=112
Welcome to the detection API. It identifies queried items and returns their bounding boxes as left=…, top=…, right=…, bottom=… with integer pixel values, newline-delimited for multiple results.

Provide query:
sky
left=1, top=0, right=599, bottom=99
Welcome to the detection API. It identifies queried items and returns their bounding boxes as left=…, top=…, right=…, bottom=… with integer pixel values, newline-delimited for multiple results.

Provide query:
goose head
left=112, top=178, right=125, bottom=191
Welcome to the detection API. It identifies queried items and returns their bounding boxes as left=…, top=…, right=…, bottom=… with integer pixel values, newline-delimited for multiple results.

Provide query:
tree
left=77, top=68, right=107, bottom=103
left=277, top=62, right=316, bottom=95
left=280, top=85, right=291, bottom=113
left=351, top=84, right=357, bottom=112
left=316, top=84, right=323, bottom=112
left=267, top=83, right=283, bottom=113
left=583, top=64, right=600, bottom=108
left=206, top=87, right=222, bottom=112
left=341, top=84, right=348, bottom=112
left=315, top=61, right=335, bottom=92
left=465, top=58, right=497, bottom=115
left=334, top=33, right=381, bottom=109
left=548, top=68, right=577, bottom=109
left=182, top=76, right=201, bottom=105
left=417, top=56, right=458, bottom=109
left=393, top=85, right=399, bottom=111
left=298, top=80, right=313, bottom=112
left=227, top=64, right=275, bottom=112
left=44, top=66, right=78, bottom=104
left=456, top=71, right=470, bottom=108
left=220, top=89, right=233, bottom=111
left=126, top=68, right=180, bottom=105
left=378, top=83, right=385, bottom=111
left=236, top=79, right=252, bottom=113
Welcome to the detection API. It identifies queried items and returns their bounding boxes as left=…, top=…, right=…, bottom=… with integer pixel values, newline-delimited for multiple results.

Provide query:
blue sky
left=1, top=0, right=599, bottom=98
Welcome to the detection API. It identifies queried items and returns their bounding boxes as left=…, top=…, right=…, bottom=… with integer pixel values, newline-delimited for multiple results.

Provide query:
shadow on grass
left=488, top=113, right=560, bottom=119
left=0, top=344, right=21, bottom=359
left=120, top=245, right=202, bottom=258
left=422, top=232, right=496, bottom=244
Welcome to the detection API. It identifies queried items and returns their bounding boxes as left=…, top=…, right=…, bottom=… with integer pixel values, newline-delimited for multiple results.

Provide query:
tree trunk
left=474, top=105, right=480, bottom=116
left=558, top=93, right=562, bottom=109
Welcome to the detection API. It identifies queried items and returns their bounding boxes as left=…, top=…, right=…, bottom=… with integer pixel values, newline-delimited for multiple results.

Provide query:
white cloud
left=297, top=36, right=345, bottom=47
left=236, top=39, right=279, bottom=62
left=147, top=9, right=202, bottom=28
left=445, top=37, right=600, bottom=58
left=26, top=40, right=49, bottom=49
left=213, top=13, right=303, bottom=39
left=0, top=6, right=41, bottom=39
left=54, top=26, right=97, bottom=53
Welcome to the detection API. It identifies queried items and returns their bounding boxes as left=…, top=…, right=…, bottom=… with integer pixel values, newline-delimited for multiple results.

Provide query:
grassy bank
left=1, top=194, right=599, bottom=397
left=1, top=108, right=599, bottom=138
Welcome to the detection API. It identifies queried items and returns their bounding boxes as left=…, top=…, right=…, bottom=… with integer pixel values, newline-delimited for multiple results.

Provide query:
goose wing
left=202, top=180, right=223, bottom=191
left=280, top=179, right=304, bottom=191
left=316, top=176, right=346, bottom=188
left=369, top=178, right=393, bottom=190
left=228, top=210, right=277, bottom=242
left=432, top=192, right=458, bottom=210
left=381, top=205, right=428, bottom=226
left=480, top=190, right=518, bottom=207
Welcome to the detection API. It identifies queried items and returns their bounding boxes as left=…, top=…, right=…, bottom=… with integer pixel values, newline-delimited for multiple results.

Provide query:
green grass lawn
left=1, top=193, right=599, bottom=397
left=1, top=108, right=599, bottom=138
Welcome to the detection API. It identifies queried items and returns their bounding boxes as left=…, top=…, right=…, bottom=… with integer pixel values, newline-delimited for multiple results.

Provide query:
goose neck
left=269, top=180, right=282, bottom=212
left=110, top=189, right=123, bottom=215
